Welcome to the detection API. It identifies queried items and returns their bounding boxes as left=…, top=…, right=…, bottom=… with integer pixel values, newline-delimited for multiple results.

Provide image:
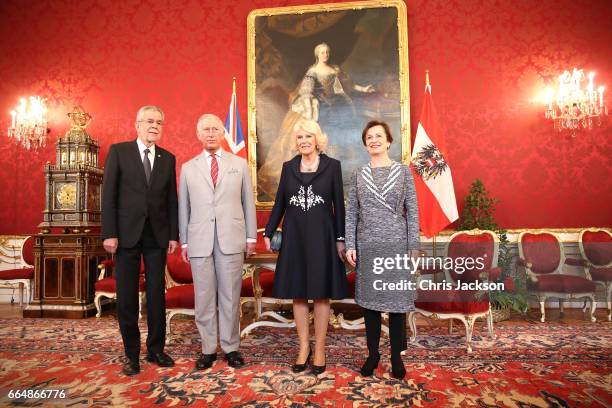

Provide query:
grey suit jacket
left=179, top=150, right=257, bottom=257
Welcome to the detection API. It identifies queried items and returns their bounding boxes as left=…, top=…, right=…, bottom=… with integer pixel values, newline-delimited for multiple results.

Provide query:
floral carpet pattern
left=0, top=317, right=610, bottom=407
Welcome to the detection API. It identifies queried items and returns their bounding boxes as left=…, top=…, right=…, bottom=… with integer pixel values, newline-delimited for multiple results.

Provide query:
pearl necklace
left=300, top=155, right=320, bottom=172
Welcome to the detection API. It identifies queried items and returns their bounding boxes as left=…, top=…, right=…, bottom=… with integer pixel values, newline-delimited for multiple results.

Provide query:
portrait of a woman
left=252, top=6, right=406, bottom=204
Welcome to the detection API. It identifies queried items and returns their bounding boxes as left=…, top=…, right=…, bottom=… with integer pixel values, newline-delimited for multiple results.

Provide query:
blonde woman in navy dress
left=264, top=118, right=347, bottom=375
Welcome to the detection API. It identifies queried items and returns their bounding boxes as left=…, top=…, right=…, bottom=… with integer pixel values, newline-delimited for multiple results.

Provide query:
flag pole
left=432, top=235, right=437, bottom=258
left=426, top=69, right=438, bottom=258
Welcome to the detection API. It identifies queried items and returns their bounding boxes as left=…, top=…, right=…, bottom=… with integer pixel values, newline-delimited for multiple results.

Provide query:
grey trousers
left=190, top=227, right=243, bottom=354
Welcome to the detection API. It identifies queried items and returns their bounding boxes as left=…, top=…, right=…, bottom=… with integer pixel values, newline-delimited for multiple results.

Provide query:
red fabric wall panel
left=0, top=0, right=610, bottom=234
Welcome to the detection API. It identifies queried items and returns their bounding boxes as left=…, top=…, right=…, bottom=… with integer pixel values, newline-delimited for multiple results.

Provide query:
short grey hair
left=196, top=113, right=226, bottom=134
left=135, top=105, right=165, bottom=124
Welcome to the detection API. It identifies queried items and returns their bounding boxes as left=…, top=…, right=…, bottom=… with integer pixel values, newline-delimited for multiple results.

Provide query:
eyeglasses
left=140, top=119, right=163, bottom=126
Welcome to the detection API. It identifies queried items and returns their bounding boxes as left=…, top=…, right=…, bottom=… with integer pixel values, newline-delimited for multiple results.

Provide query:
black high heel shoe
left=311, top=363, right=326, bottom=375
left=311, top=352, right=326, bottom=375
left=360, top=352, right=380, bottom=377
left=292, top=349, right=312, bottom=373
left=391, top=355, right=406, bottom=379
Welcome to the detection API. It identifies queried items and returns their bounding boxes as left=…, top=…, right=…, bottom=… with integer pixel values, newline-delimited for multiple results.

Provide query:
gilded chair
left=518, top=230, right=597, bottom=322
left=331, top=267, right=394, bottom=335
left=578, top=228, right=612, bottom=321
left=240, top=228, right=291, bottom=337
left=94, top=258, right=145, bottom=318
left=165, top=246, right=261, bottom=337
left=0, top=235, right=34, bottom=306
left=164, top=248, right=195, bottom=336
left=332, top=270, right=365, bottom=330
left=408, top=229, right=498, bottom=353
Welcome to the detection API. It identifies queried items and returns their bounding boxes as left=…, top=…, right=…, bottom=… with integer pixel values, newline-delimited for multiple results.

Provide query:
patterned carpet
left=0, top=316, right=610, bottom=407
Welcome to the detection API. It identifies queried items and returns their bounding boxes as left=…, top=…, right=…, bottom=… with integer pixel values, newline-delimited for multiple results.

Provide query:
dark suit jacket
left=101, top=140, right=179, bottom=248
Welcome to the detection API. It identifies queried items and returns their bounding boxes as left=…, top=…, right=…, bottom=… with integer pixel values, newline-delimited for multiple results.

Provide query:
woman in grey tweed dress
left=345, top=120, right=420, bottom=379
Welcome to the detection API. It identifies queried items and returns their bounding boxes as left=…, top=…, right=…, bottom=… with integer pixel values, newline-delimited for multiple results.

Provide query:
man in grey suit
left=179, top=113, right=257, bottom=370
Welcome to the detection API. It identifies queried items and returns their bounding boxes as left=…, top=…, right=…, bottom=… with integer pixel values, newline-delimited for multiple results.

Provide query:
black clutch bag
left=269, top=230, right=282, bottom=252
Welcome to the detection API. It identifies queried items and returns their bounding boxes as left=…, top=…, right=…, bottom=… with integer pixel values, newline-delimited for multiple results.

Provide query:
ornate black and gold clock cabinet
left=24, top=106, right=107, bottom=318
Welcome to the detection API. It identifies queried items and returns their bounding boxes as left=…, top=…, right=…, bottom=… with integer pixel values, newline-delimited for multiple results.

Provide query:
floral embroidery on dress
left=289, top=185, right=324, bottom=211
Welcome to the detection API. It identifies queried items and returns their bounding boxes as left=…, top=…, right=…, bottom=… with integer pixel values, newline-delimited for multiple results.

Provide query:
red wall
left=0, top=0, right=610, bottom=234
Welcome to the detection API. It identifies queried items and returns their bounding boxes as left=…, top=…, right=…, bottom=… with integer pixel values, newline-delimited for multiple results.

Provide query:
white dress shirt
left=136, top=138, right=156, bottom=170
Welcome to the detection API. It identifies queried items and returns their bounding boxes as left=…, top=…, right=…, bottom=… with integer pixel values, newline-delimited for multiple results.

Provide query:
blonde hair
left=292, top=118, right=328, bottom=152
left=313, top=42, right=330, bottom=63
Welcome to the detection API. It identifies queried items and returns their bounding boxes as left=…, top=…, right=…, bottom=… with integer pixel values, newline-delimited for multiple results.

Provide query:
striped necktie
left=210, top=154, right=218, bottom=187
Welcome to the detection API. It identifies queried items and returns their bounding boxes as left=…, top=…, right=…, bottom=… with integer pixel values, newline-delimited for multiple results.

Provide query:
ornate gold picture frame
left=247, top=0, right=410, bottom=208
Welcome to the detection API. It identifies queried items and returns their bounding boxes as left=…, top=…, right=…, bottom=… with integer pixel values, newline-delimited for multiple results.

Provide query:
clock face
left=55, top=183, right=77, bottom=209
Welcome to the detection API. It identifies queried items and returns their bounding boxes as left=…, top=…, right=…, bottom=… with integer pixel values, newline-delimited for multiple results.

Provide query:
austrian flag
left=410, top=80, right=459, bottom=237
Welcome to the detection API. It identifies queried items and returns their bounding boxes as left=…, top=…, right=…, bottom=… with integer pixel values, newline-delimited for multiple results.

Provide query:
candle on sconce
left=586, top=72, right=594, bottom=105
left=587, top=72, right=594, bottom=90
left=10, top=111, right=16, bottom=128
left=598, top=86, right=605, bottom=108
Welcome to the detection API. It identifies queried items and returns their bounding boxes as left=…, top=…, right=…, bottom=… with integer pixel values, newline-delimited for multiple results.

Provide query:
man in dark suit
left=101, top=105, right=179, bottom=376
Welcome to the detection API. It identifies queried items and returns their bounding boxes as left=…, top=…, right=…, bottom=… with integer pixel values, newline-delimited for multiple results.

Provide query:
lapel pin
left=157, top=154, right=161, bottom=158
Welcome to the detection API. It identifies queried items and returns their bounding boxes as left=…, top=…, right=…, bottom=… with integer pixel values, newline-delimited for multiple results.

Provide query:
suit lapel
left=149, top=147, right=164, bottom=188
left=289, top=155, right=301, bottom=180
left=194, top=151, right=214, bottom=189
left=130, top=141, right=148, bottom=187
left=310, top=153, right=331, bottom=183
left=216, top=151, right=228, bottom=187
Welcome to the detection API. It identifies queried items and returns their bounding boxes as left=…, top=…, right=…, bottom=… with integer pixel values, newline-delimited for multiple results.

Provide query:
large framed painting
left=247, top=0, right=410, bottom=207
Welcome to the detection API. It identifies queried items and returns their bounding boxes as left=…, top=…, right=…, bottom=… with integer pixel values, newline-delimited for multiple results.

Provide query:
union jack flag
left=222, top=78, right=246, bottom=158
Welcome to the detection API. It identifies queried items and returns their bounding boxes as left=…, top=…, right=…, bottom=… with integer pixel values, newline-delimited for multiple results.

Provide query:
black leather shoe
left=360, top=353, right=380, bottom=377
left=292, top=349, right=312, bottom=373
left=195, top=353, right=217, bottom=370
left=311, top=364, right=326, bottom=375
left=146, top=351, right=175, bottom=367
left=224, top=351, right=245, bottom=369
left=122, top=359, right=140, bottom=376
